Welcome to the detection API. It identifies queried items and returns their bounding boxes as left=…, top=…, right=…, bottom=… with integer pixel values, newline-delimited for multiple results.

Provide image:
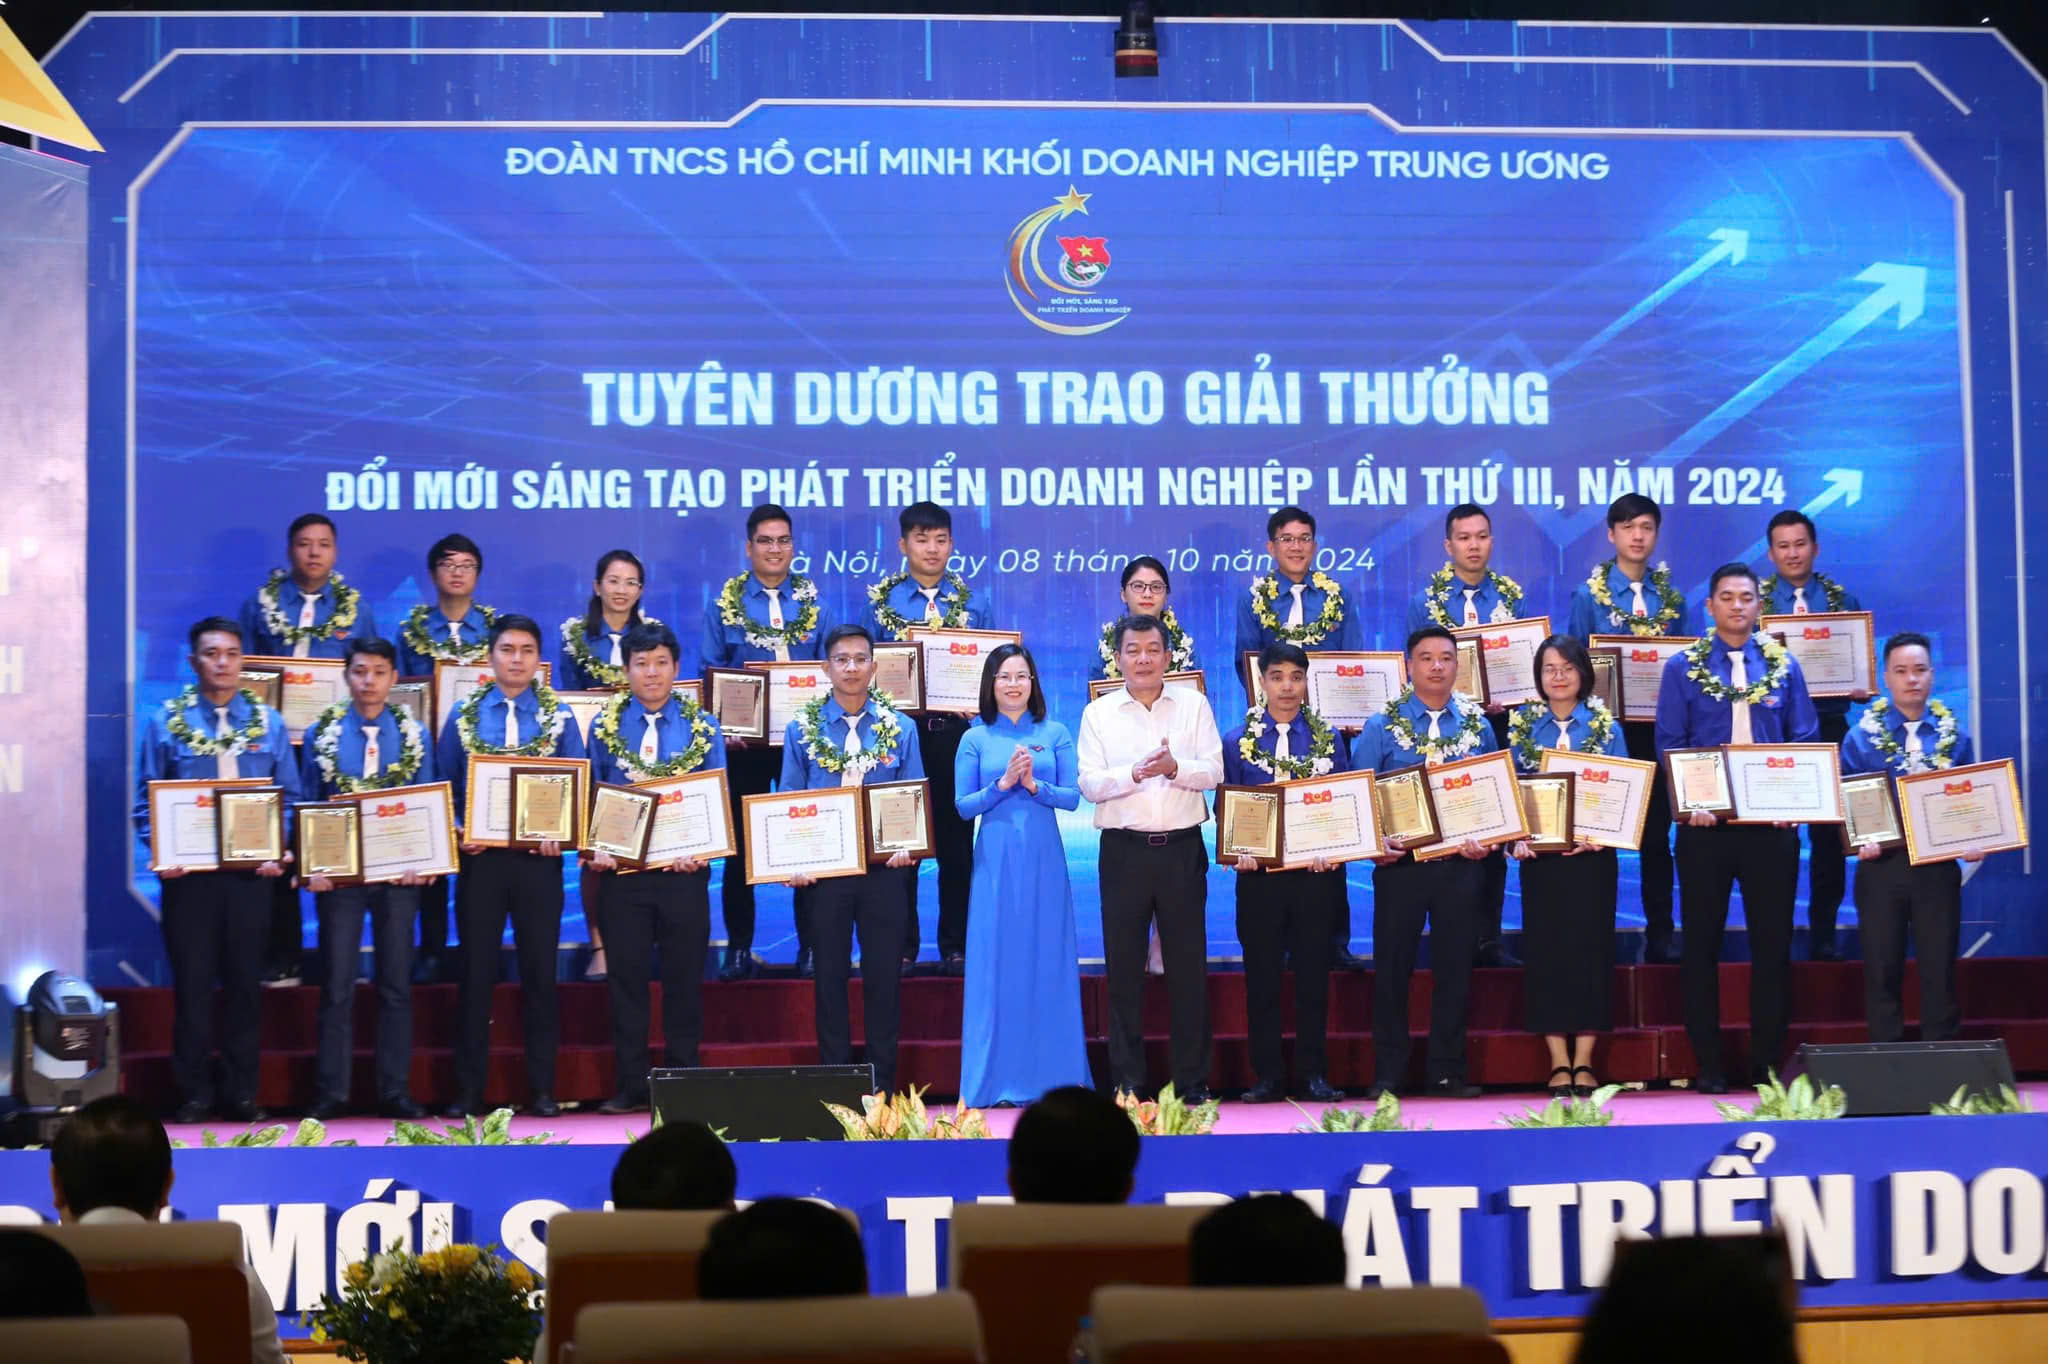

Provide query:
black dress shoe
left=1177, top=1086, right=1220, bottom=1106
left=1643, top=936, right=1682, bottom=965
left=1240, top=1080, right=1286, bottom=1104
left=527, top=1095, right=561, bottom=1118
left=717, top=946, right=759, bottom=982
left=172, top=1100, right=211, bottom=1125
left=306, top=1098, right=350, bottom=1122
left=220, top=1101, right=268, bottom=1124
left=442, top=1097, right=479, bottom=1119
left=941, top=953, right=966, bottom=977
left=1332, top=949, right=1369, bottom=971
left=1694, top=1073, right=1730, bottom=1095
left=1295, top=1076, right=1347, bottom=1104
left=379, top=1096, right=427, bottom=1120
left=794, top=946, right=815, bottom=979
left=1475, top=939, right=1521, bottom=968
left=1362, top=1082, right=1397, bottom=1101
left=597, top=1092, right=648, bottom=1115
left=1427, top=1078, right=1483, bottom=1099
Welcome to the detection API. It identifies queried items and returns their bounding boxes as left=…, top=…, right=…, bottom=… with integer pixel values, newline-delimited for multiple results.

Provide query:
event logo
left=658, top=790, right=687, bottom=806
left=1630, top=650, right=1663, bottom=663
left=1441, top=774, right=1474, bottom=791
left=284, top=670, right=314, bottom=686
left=1943, top=781, right=1974, bottom=796
left=786, top=675, right=820, bottom=688
left=1004, top=185, right=1133, bottom=336
left=948, top=643, right=981, bottom=657
left=372, top=802, right=409, bottom=817
left=1766, top=757, right=1795, bottom=769
left=787, top=803, right=820, bottom=819
left=1579, top=769, right=1611, bottom=783
left=1804, top=627, right=1833, bottom=640
left=1334, top=664, right=1364, bottom=678
left=1302, top=789, right=1334, bottom=805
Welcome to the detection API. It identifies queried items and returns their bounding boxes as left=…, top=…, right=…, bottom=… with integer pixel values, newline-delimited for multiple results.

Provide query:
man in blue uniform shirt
left=1234, top=505, right=1364, bottom=664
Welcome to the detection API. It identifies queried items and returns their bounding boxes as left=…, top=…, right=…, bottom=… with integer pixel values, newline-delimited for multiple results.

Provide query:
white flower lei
left=1683, top=634, right=1791, bottom=705
left=455, top=680, right=568, bottom=756
left=1235, top=704, right=1336, bottom=779
left=1587, top=560, right=1683, bottom=636
left=307, top=701, right=426, bottom=791
left=718, top=573, right=819, bottom=650
left=1423, top=564, right=1524, bottom=628
left=1383, top=689, right=1487, bottom=762
left=400, top=603, right=497, bottom=665
left=1100, top=606, right=1195, bottom=678
left=799, top=689, right=902, bottom=777
left=1507, top=697, right=1618, bottom=773
left=1859, top=698, right=1960, bottom=774
left=868, top=571, right=971, bottom=639
left=257, top=569, right=361, bottom=649
left=163, top=686, right=270, bottom=757
left=590, top=690, right=716, bottom=779
left=559, top=612, right=662, bottom=689
left=1249, top=571, right=1346, bottom=646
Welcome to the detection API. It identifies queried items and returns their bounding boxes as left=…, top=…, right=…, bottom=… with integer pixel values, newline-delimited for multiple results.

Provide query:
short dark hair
left=1606, top=494, right=1662, bottom=529
left=1533, top=634, right=1594, bottom=703
left=1708, top=562, right=1759, bottom=595
left=1766, top=509, right=1817, bottom=545
left=1257, top=642, right=1310, bottom=677
left=1574, top=1236, right=1797, bottom=1364
left=1190, top=1195, right=1346, bottom=1288
left=697, top=1199, right=866, bottom=1300
left=609, top=1121, right=737, bottom=1211
left=0, top=1230, right=93, bottom=1319
left=622, top=622, right=682, bottom=667
left=1883, top=631, right=1934, bottom=665
left=747, top=503, right=793, bottom=538
left=51, top=1095, right=172, bottom=1219
left=287, top=512, right=336, bottom=543
left=1008, top=1086, right=1140, bottom=1204
left=821, top=623, right=874, bottom=658
left=427, top=532, right=483, bottom=574
left=977, top=643, right=1046, bottom=725
left=1266, top=506, right=1316, bottom=540
left=187, top=616, right=243, bottom=653
left=343, top=637, right=400, bottom=670
left=1444, top=503, right=1491, bottom=538
left=1119, top=556, right=1171, bottom=592
left=898, top=501, right=952, bottom=536
left=1405, top=625, right=1456, bottom=657
left=489, top=613, right=544, bottom=649
left=1111, top=613, right=1167, bottom=655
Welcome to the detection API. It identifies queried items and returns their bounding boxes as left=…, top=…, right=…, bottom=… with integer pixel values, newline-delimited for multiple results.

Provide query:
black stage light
left=1115, top=2, right=1159, bottom=78
left=2, top=972, right=122, bottom=1146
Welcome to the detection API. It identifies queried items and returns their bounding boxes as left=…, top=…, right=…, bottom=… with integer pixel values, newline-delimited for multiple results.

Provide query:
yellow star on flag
left=0, top=13, right=101, bottom=152
left=1053, top=184, right=1091, bottom=216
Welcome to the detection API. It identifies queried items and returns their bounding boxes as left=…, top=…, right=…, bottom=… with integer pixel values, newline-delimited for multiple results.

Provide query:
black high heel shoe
left=1572, top=1066, right=1600, bottom=1099
left=1547, top=1066, right=1574, bottom=1099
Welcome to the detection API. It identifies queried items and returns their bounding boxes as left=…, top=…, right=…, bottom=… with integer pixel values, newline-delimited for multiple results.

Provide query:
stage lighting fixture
left=2, top=971, right=122, bottom=1146
left=1115, top=2, right=1159, bottom=78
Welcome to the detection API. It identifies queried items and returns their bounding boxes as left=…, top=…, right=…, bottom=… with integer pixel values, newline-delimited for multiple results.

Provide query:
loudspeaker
left=650, top=1064, right=876, bottom=1141
left=1789, top=1040, right=2015, bottom=1116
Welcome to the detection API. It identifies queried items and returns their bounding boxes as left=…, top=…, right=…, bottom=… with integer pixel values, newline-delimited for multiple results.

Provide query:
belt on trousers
left=1101, top=825, right=1204, bottom=848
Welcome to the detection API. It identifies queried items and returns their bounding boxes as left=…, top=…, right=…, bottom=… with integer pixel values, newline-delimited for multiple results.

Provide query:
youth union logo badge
left=1004, top=184, right=1133, bottom=336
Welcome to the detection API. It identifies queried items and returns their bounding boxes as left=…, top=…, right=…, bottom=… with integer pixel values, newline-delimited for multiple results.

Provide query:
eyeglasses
left=600, top=577, right=642, bottom=589
left=829, top=654, right=872, bottom=667
left=994, top=672, right=1035, bottom=684
left=752, top=535, right=794, bottom=549
left=1125, top=580, right=1168, bottom=594
left=436, top=559, right=480, bottom=574
left=1272, top=534, right=1315, bottom=548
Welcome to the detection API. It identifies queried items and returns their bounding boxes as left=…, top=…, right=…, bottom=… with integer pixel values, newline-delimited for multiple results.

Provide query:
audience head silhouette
left=50, top=1094, right=175, bottom=1219
left=1573, top=1234, right=1798, bottom=1364
left=1007, top=1086, right=1140, bottom=1204
left=697, top=1199, right=866, bottom=1300
left=0, top=1229, right=93, bottom=1318
left=1189, top=1195, right=1346, bottom=1287
left=610, top=1121, right=737, bottom=1211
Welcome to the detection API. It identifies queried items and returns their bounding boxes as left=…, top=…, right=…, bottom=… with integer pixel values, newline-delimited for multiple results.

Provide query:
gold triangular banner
left=0, top=14, right=101, bottom=153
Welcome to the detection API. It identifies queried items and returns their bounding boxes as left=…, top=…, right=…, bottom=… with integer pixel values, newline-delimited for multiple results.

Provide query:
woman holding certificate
left=1505, top=636, right=1625, bottom=1098
left=953, top=644, right=1090, bottom=1106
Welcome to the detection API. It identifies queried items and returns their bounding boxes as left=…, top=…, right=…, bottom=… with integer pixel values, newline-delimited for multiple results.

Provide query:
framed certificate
left=1412, top=750, right=1529, bottom=860
left=1517, top=773, right=1576, bottom=853
left=242, top=655, right=348, bottom=744
left=1451, top=637, right=1490, bottom=706
left=433, top=660, right=552, bottom=733
left=1760, top=611, right=1877, bottom=700
left=749, top=660, right=835, bottom=745
left=1898, top=758, right=2029, bottom=865
left=239, top=666, right=284, bottom=709
left=742, top=788, right=866, bottom=884
left=1840, top=772, right=1906, bottom=853
left=588, top=783, right=659, bottom=866
left=1372, top=766, right=1442, bottom=852
left=1214, top=785, right=1284, bottom=868
left=635, top=767, right=737, bottom=868
left=556, top=690, right=617, bottom=741
left=462, top=754, right=588, bottom=849
left=1453, top=616, right=1553, bottom=708
left=1586, top=647, right=1624, bottom=718
left=1094, top=669, right=1206, bottom=702
left=388, top=677, right=433, bottom=733
left=862, top=779, right=934, bottom=862
left=351, top=781, right=460, bottom=881
left=294, top=801, right=363, bottom=886
left=1538, top=751, right=1657, bottom=851
left=672, top=678, right=704, bottom=709
left=705, top=667, right=768, bottom=742
left=1593, top=636, right=1698, bottom=724
left=147, top=778, right=266, bottom=873
left=1305, top=653, right=1407, bottom=732
left=1279, top=769, right=1381, bottom=868
left=510, top=764, right=582, bottom=851
left=908, top=627, right=1023, bottom=715
left=872, top=644, right=926, bottom=712
left=216, top=785, right=286, bottom=868
left=1725, top=743, right=1845, bottom=824
left=1663, top=747, right=1735, bottom=817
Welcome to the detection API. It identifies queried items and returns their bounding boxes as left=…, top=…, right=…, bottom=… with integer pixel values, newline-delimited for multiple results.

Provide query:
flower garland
left=869, top=571, right=971, bottom=638
left=164, top=687, right=270, bottom=757
left=1859, top=697, right=1960, bottom=773
left=454, top=680, right=568, bottom=756
left=1682, top=634, right=1792, bottom=705
left=400, top=603, right=497, bottom=665
left=1100, top=606, right=1195, bottom=678
left=1249, top=571, right=1346, bottom=646
left=589, top=690, right=716, bottom=779
left=798, top=688, right=902, bottom=777
left=1382, top=689, right=1488, bottom=763
left=1507, top=697, right=1618, bottom=773
left=1235, top=704, right=1337, bottom=779
left=256, top=569, right=361, bottom=649
left=717, top=573, right=819, bottom=650
left=558, top=612, right=662, bottom=690
left=1586, top=560, right=1683, bottom=636
left=1423, top=564, right=1524, bottom=628
left=1760, top=572, right=1849, bottom=614
left=306, top=701, right=426, bottom=791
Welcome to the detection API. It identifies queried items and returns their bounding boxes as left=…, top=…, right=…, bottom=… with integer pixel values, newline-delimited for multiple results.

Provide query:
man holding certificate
left=778, top=624, right=925, bottom=1096
left=134, top=617, right=301, bottom=1124
left=1653, top=564, right=1819, bottom=1093
left=1839, top=632, right=1976, bottom=1044
left=587, top=624, right=729, bottom=1113
left=297, top=637, right=433, bottom=1121
left=1220, top=643, right=1348, bottom=1106
left=1567, top=494, right=1693, bottom=964
left=701, top=503, right=823, bottom=982
left=1348, top=627, right=1497, bottom=1099
left=435, top=613, right=587, bottom=1118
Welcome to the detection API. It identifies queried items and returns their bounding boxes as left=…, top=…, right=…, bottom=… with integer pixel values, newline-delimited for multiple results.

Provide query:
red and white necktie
left=362, top=724, right=381, bottom=777
left=765, top=587, right=789, bottom=662
left=1793, top=586, right=1810, bottom=615
left=502, top=696, right=520, bottom=749
left=1273, top=722, right=1291, bottom=763
left=1285, top=584, right=1306, bottom=627
left=1462, top=589, right=1480, bottom=626
left=840, top=714, right=864, bottom=788
left=214, top=705, right=239, bottom=780
left=1903, top=720, right=1924, bottom=765
left=919, top=587, right=942, bottom=626
left=639, top=712, right=661, bottom=764
left=1627, top=580, right=1648, bottom=619
left=1728, top=652, right=1754, bottom=745
left=294, top=593, right=319, bottom=658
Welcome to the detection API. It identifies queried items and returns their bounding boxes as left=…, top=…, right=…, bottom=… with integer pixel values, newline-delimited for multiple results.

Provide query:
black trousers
left=721, top=744, right=801, bottom=955
left=267, top=876, right=303, bottom=971
left=454, top=849, right=564, bottom=1102
left=314, top=884, right=418, bottom=1105
left=1099, top=828, right=1211, bottom=1095
left=1371, top=856, right=1484, bottom=1088
left=908, top=715, right=975, bottom=960
left=160, top=870, right=270, bottom=1107
left=1802, top=711, right=1852, bottom=947
left=1237, top=867, right=1341, bottom=1086
left=1676, top=823, right=1798, bottom=1079
left=812, top=866, right=913, bottom=1094
left=1854, top=850, right=1962, bottom=1042
left=599, top=867, right=711, bottom=1097
left=416, top=876, right=451, bottom=957
left=1624, top=721, right=1676, bottom=942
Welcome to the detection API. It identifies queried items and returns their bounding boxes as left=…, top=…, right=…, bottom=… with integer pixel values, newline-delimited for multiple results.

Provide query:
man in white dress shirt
left=1077, top=614, right=1224, bottom=1102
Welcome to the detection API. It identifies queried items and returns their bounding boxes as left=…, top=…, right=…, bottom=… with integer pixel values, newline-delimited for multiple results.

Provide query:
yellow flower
left=442, top=1244, right=481, bottom=1276
left=388, top=1304, right=405, bottom=1320
left=506, top=1260, right=535, bottom=1293
left=344, top=1261, right=372, bottom=1289
left=311, top=1324, right=329, bottom=1343
left=417, top=1249, right=447, bottom=1277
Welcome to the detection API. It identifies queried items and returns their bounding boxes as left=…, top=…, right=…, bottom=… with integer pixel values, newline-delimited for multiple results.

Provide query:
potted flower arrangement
left=304, top=1244, right=541, bottom=1364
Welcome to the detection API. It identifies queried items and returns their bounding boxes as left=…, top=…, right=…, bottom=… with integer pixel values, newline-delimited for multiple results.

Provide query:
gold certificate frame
left=1412, top=749, right=1529, bottom=860
left=862, top=779, right=935, bottom=862
left=1840, top=772, right=1906, bottom=854
left=463, top=753, right=588, bottom=849
left=1453, top=615, right=1553, bottom=708
left=352, top=781, right=461, bottom=881
left=1538, top=751, right=1657, bottom=851
left=294, top=801, right=363, bottom=886
left=1214, top=784, right=1284, bottom=868
left=1898, top=758, right=2029, bottom=865
left=741, top=788, right=866, bottom=885
left=1663, top=746, right=1735, bottom=817
left=215, top=785, right=286, bottom=868
left=704, top=667, right=769, bottom=742
left=1517, top=773, right=1576, bottom=853
left=1593, top=635, right=1698, bottom=724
